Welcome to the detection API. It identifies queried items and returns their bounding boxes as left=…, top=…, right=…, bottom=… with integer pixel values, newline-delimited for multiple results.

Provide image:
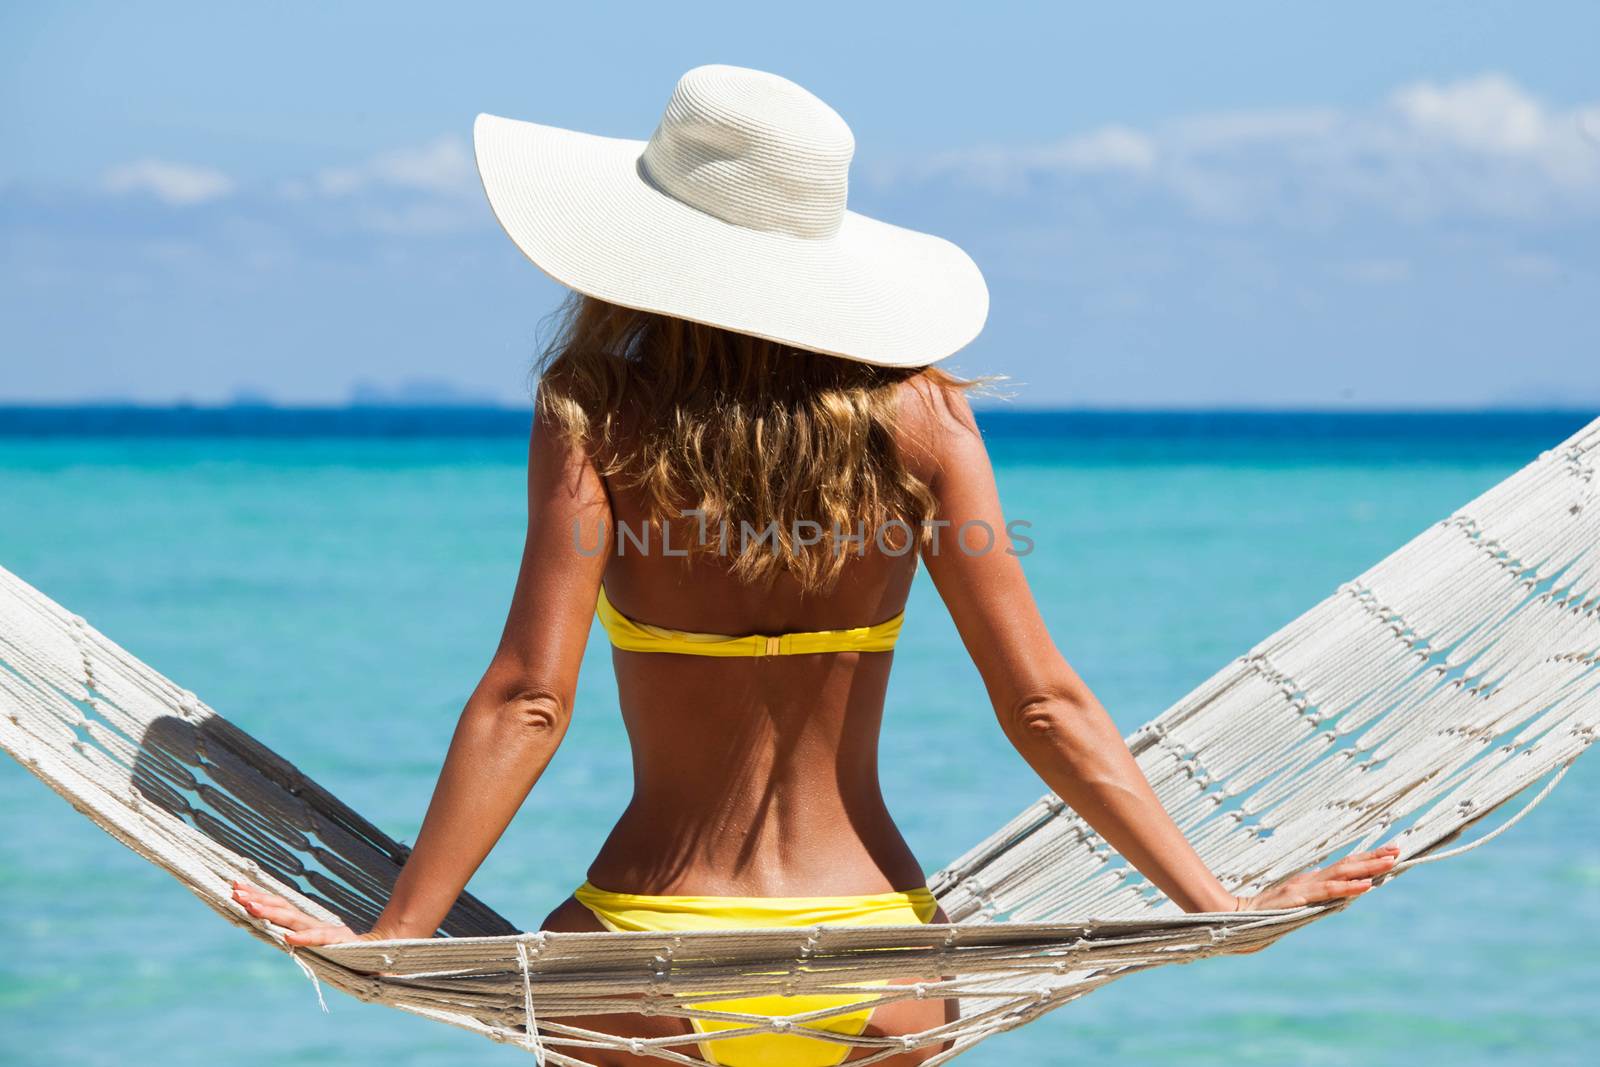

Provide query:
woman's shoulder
left=891, top=371, right=983, bottom=480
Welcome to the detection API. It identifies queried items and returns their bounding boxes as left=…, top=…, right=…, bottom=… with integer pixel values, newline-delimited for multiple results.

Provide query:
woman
left=232, top=65, right=1397, bottom=1066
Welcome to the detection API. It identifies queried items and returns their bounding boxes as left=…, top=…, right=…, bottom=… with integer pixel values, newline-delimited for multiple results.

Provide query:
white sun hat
left=473, top=64, right=988, bottom=368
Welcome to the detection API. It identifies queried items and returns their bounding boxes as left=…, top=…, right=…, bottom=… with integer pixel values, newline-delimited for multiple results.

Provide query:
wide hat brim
left=474, top=113, right=989, bottom=368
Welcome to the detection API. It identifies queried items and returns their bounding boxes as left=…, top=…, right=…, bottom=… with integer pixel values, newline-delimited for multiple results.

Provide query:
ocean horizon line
left=1, top=402, right=1595, bottom=443
left=3, top=399, right=1598, bottom=415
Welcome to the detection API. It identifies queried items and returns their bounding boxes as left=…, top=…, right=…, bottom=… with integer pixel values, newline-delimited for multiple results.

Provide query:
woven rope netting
left=3, top=417, right=1598, bottom=1065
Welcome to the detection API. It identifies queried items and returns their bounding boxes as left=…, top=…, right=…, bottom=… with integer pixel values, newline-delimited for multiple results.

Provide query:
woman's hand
left=1233, top=845, right=1400, bottom=912
left=231, top=879, right=400, bottom=947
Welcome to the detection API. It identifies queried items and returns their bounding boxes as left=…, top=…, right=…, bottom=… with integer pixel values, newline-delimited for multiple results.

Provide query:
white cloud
left=1043, top=126, right=1157, bottom=173
left=102, top=159, right=234, bottom=205
left=877, top=74, right=1600, bottom=223
left=1392, top=74, right=1545, bottom=154
left=884, top=125, right=1155, bottom=194
left=263, top=135, right=484, bottom=234
left=308, top=136, right=476, bottom=199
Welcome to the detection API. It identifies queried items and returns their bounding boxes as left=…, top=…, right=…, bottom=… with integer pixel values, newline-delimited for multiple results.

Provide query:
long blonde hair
left=534, top=293, right=974, bottom=592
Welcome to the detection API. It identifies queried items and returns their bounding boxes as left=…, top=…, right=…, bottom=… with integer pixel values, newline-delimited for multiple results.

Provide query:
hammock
left=3, top=417, right=1597, bottom=1066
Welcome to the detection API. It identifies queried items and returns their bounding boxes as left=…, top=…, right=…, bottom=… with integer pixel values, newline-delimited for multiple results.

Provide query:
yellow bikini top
left=596, top=585, right=903, bottom=657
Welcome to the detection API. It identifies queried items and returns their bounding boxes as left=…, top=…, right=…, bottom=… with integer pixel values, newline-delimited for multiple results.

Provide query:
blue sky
left=2, top=2, right=1597, bottom=407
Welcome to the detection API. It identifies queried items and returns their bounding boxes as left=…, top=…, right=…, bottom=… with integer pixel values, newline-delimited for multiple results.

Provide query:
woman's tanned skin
left=233, top=378, right=1397, bottom=1065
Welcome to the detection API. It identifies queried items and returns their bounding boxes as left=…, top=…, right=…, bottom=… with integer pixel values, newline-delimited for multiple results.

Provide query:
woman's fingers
left=1318, top=877, right=1374, bottom=900
left=1230, top=845, right=1402, bottom=924
left=231, top=879, right=324, bottom=933
left=233, top=887, right=295, bottom=921
left=1328, top=845, right=1399, bottom=867
left=1322, top=850, right=1400, bottom=881
left=284, top=923, right=359, bottom=947
left=1360, top=844, right=1402, bottom=859
left=231, top=879, right=365, bottom=948
left=1291, top=846, right=1400, bottom=893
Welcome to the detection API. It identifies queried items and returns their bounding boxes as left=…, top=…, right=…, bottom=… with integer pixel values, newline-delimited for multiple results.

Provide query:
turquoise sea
left=2, top=408, right=1597, bottom=1066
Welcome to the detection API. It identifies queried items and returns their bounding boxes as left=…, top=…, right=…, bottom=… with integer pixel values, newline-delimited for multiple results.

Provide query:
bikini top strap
left=595, top=585, right=903, bottom=657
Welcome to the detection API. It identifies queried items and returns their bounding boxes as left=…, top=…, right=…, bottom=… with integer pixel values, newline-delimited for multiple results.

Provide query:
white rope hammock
left=3, top=416, right=1597, bottom=1065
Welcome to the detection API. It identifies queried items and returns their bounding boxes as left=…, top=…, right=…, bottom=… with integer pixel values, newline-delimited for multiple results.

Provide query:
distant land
left=0, top=403, right=1594, bottom=447
left=9, top=371, right=1596, bottom=413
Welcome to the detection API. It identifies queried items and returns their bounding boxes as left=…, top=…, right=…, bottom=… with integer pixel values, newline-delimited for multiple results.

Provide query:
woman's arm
left=910, top=386, right=1394, bottom=913
left=235, top=407, right=610, bottom=942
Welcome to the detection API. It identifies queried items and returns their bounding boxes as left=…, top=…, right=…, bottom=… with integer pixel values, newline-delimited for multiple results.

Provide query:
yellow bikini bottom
left=573, top=881, right=939, bottom=1067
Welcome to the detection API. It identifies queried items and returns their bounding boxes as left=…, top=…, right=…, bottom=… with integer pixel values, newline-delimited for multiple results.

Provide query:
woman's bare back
left=567, top=377, right=943, bottom=900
